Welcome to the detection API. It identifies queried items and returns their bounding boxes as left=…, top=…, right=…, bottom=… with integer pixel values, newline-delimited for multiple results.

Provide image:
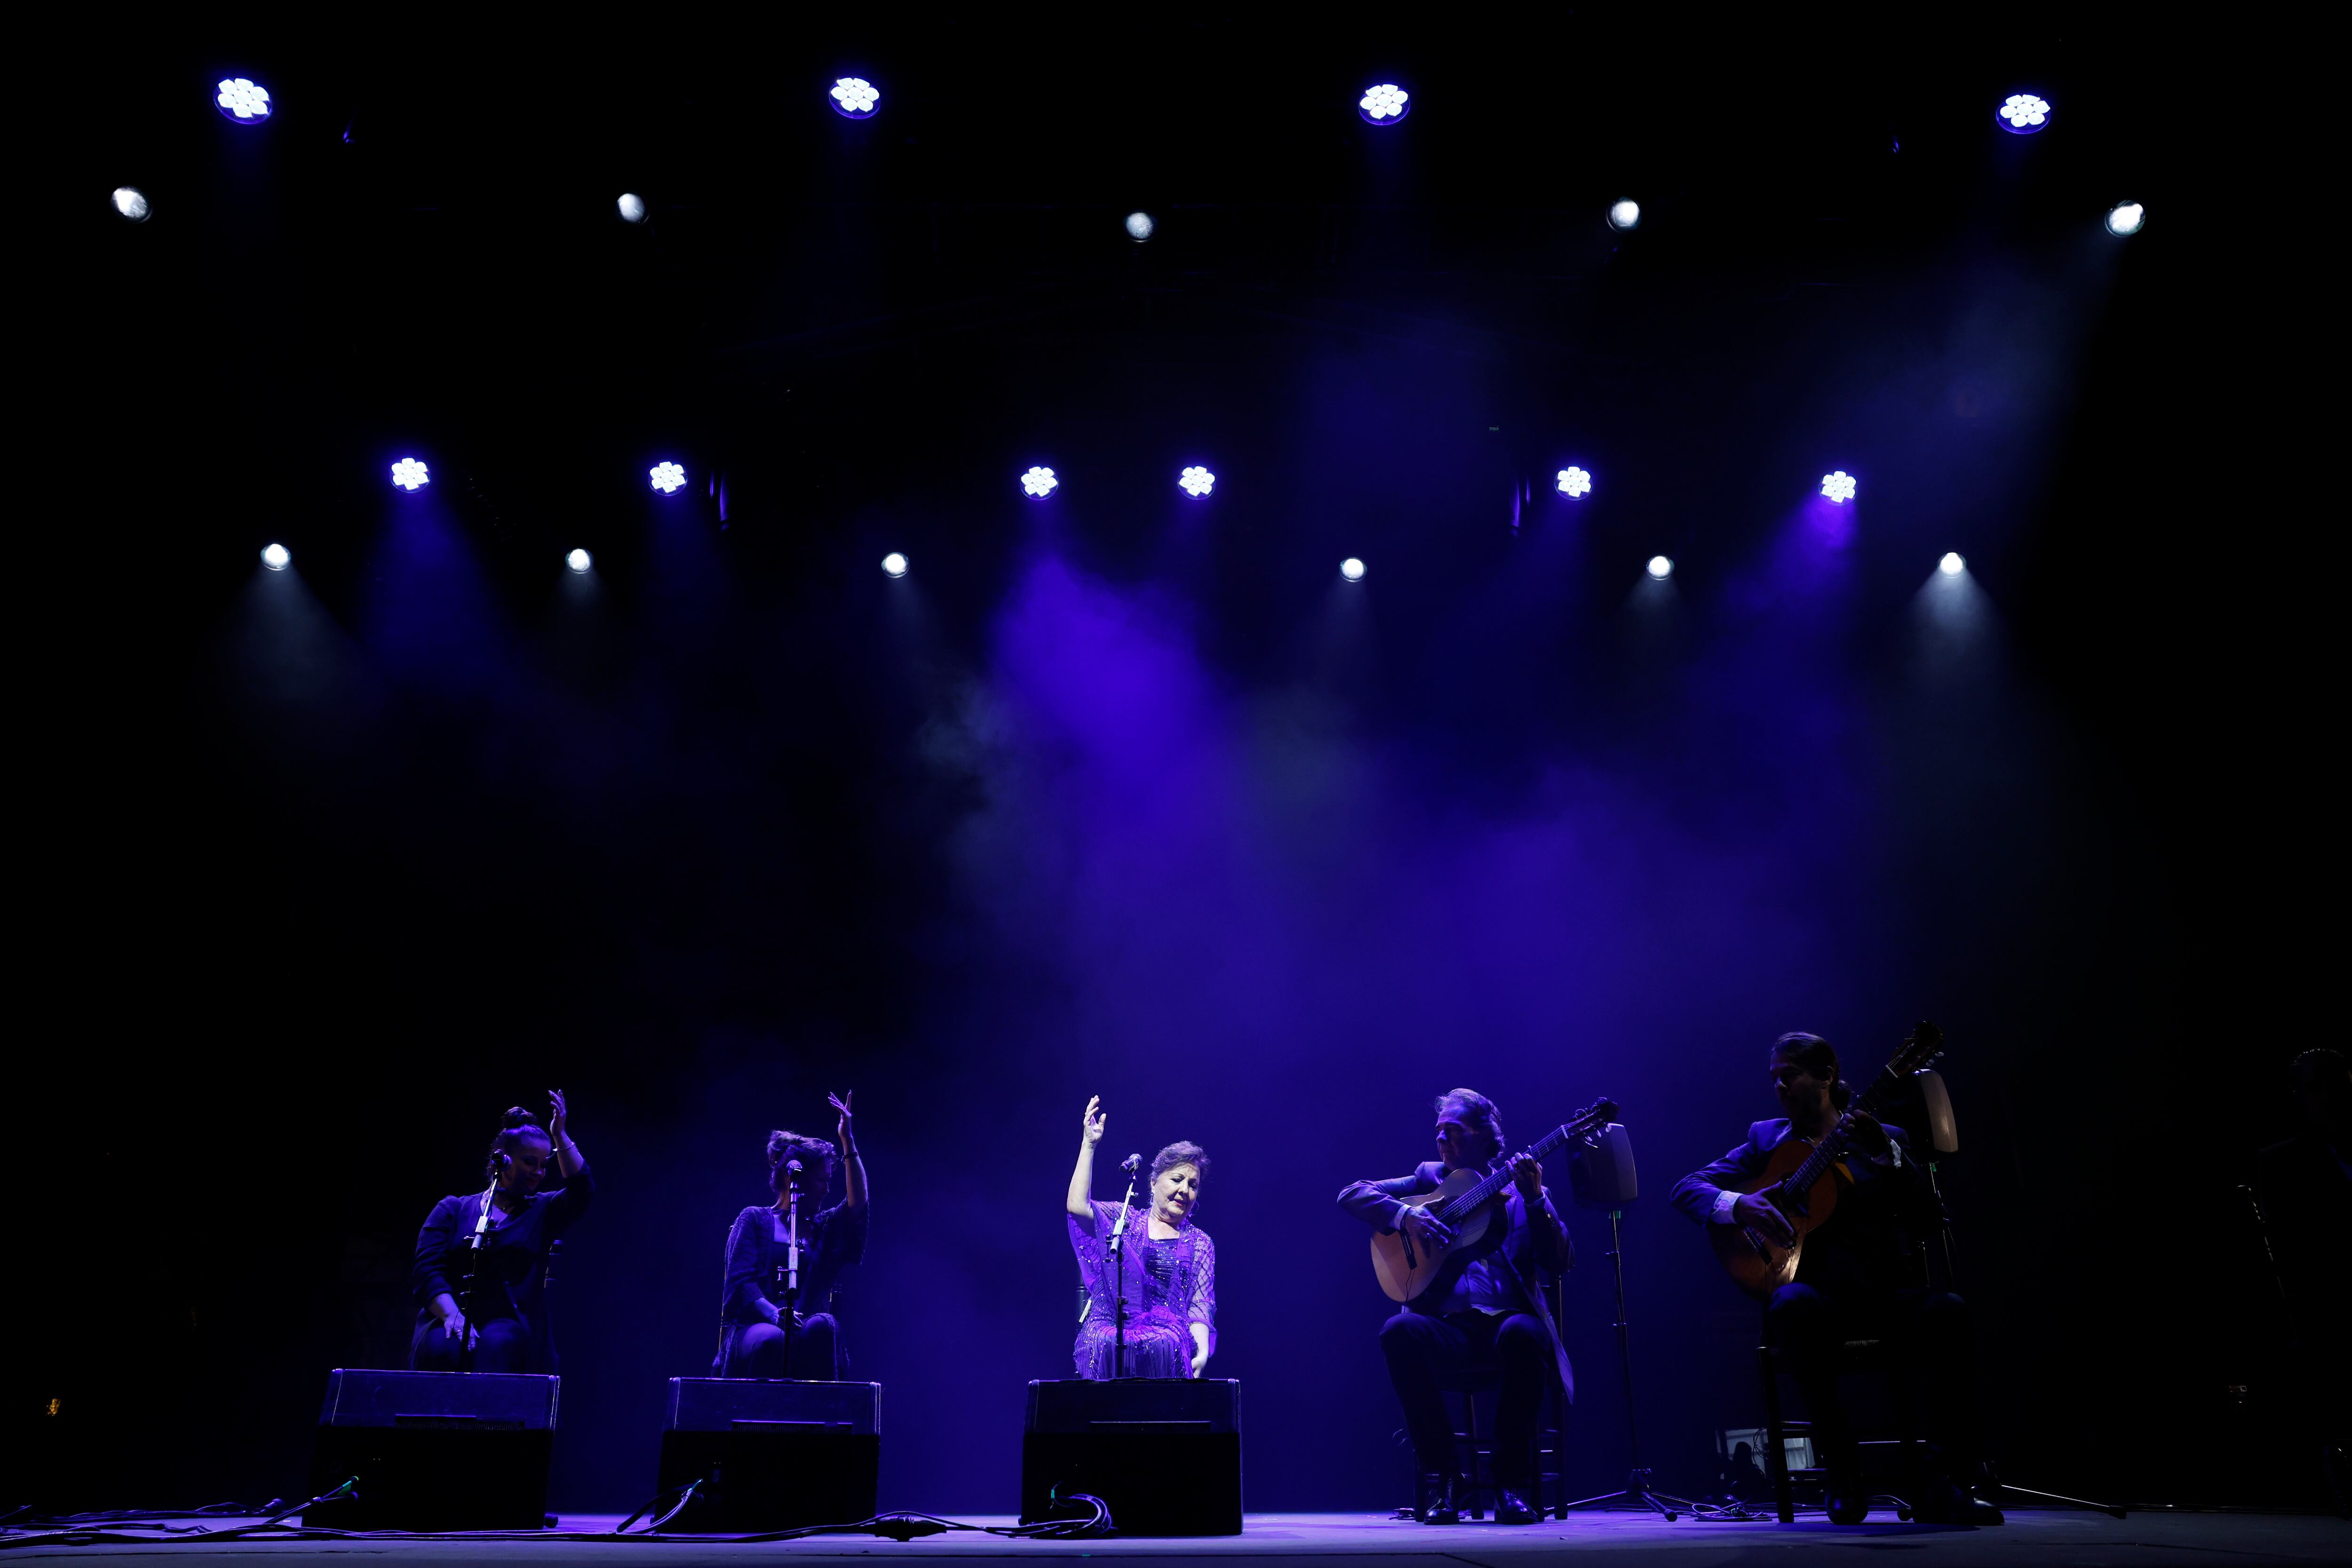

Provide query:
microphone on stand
left=1120, top=1153, right=1143, bottom=1176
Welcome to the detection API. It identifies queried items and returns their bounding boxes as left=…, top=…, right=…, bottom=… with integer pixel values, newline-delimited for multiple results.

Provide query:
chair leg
left=1464, top=1393, right=1486, bottom=1519
left=1759, top=1345, right=1794, bottom=1525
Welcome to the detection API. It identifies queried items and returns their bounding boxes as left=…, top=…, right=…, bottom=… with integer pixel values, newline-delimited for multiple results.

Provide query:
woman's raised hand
left=829, top=1090, right=855, bottom=1151
left=1081, top=1096, right=1107, bottom=1147
left=547, top=1089, right=569, bottom=1143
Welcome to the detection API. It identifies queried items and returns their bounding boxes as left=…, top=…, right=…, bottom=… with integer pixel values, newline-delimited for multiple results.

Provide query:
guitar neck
left=1785, top=1065, right=1909, bottom=1192
left=1443, top=1106, right=1610, bottom=1219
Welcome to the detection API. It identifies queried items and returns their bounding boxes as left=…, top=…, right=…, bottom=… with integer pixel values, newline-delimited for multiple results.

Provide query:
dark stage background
left=17, top=15, right=2330, bottom=1518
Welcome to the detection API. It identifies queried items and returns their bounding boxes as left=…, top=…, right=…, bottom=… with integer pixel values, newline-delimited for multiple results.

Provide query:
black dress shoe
left=1494, top=1489, right=1539, bottom=1525
left=1825, top=1480, right=1870, bottom=1525
left=1422, top=1476, right=1462, bottom=1525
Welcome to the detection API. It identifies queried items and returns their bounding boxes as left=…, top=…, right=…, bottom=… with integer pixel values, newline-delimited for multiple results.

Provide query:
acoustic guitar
left=1370, top=1098, right=1618, bottom=1303
left=1707, top=1021, right=1945, bottom=1301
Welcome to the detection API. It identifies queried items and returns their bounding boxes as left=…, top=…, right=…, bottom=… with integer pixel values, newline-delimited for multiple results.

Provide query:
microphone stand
left=1107, top=1160, right=1141, bottom=1379
left=456, top=1172, right=500, bottom=1374
left=778, top=1184, right=802, bottom=1379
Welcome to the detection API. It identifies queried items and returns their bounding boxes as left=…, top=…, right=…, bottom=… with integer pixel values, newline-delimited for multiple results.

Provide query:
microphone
left=1120, top=1153, right=1143, bottom=1176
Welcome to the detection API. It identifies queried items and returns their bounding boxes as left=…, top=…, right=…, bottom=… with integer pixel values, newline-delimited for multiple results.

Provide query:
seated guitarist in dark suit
left=1671, top=1033, right=2000, bottom=1526
left=1339, top=1089, right=1574, bottom=1525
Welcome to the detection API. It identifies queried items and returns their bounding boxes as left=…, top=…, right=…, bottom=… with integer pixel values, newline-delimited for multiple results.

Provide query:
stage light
left=1126, top=211, right=1155, bottom=242
left=1647, top=555, right=1673, bottom=579
left=261, top=542, right=290, bottom=572
left=1021, top=466, right=1059, bottom=497
left=390, top=458, right=430, bottom=491
left=566, top=548, right=592, bottom=573
left=2106, top=201, right=2145, bottom=236
left=618, top=193, right=647, bottom=223
left=649, top=462, right=686, bottom=493
left=1607, top=199, right=1641, bottom=231
left=881, top=552, right=908, bottom=578
left=1340, top=557, right=1366, bottom=581
left=1557, top=466, right=1592, bottom=497
left=1820, top=470, right=1858, bottom=503
left=831, top=77, right=880, bottom=118
left=1939, top=552, right=1966, bottom=575
left=1178, top=465, right=1215, bottom=497
left=1997, top=93, right=2050, bottom=134
left=1359, top=84, right=1410, bottom=125
left=216, top=77, right=272, bottom=125
left=111, top=187, right=150, bottom=221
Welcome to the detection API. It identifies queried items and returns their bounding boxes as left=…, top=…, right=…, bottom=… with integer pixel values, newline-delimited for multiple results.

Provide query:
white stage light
left=216, top=77, right=272, bottom=124
left=1359, top=84, right=1410, bottom=125
left=566, top=548, right=592, bottom=573
left=111, top=187, right=150, bottom=221
left=1340, top=557, right=1366, bottom=581
left=1997, top=94, right=2050, bottom=134
left=1557, top=466, right=1592, bottom=497
left=1647, top=555, right=1673, bottom=579
left=881, top=552, right=909, bottom=578
left=618, top=193, right=648, bottom=223
left=1021, top=466, right=1059, bottom=497
left=390, top=458, right=430, bottom=491
left=1820, top=470, right=1858, bottom=503
left=1126, top=212, right=1155, bottom=241
left=2106, top=202, right=2145, bottom=236
left=1939, top=552, right=1966, bottom=575
left=649, top=462, right=686, bottom=493
left=261, top=542, right=291, bottom=572
left=831, top=78, right=880, bottom=118
left=1179, top=465, right=1215, bottom=496
left=1607, top=199, right=1641, bottom=231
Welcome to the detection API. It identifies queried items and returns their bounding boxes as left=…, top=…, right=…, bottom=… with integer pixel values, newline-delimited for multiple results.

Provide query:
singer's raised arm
left=1068, top=1095, right=1106, bottom=1231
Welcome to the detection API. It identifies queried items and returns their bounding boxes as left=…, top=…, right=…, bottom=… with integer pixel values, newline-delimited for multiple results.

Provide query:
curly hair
left=766, top=1129, right=839, bottom=1194
left=1435, top=1089, right=1505, bottom=1160
left=1150, top=1140, right=1209, bottom=1186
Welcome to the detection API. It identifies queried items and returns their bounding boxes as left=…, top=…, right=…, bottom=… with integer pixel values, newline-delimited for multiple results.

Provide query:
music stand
left=1559, top=1123, right=1702, bottom=1521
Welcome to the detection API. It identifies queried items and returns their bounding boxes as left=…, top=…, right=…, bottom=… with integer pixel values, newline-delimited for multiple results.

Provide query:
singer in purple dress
left=715, top=1092, right=868, bottom=1380
left=1065, top=1096, right=1216, bottom=1380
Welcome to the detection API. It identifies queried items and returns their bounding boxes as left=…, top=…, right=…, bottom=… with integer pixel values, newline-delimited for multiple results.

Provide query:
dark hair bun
left=502, top=1106, right=545, bottom=1132
left=766, top=1130, right=790, bottom=1167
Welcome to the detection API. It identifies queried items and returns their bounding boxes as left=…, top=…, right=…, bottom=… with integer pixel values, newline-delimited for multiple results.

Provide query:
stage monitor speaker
left=655, top=1379, right=880, bottom=1532
left=1569, top=1122, right=1638, bottom=1209
left=1021, top=1378, right=1240, bottom=1536
left=1912, top=1069, right=1959, bottom=1154
left=304, top=1369, right=557, bottom=1531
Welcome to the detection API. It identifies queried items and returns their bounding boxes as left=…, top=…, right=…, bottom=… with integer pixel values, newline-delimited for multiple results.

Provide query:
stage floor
left=6, top=1510, right=2346, bottom=1567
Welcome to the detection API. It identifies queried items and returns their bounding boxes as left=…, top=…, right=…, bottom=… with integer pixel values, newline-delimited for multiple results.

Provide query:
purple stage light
left=1022, top=466, right=1059, bottom=497
left=390, top=458, right=430, bottom=491
left=1820, top=470, right=1858, bottom=503
left=881, top=552, right=909, bottom=578
left=831, top=77, right=880, bottom=118
left=261, top=542, right=290, bottom=572
left=216, top=77, right=272, bottom=125
left=1997, top=94, right=2050, bottom=134
left=2106, top=202, right=2145, bottom=236
left=111, top=187, right=150, bottom=221
left=1939, top=552, right=1966, bottom=576
left=649, top=462, right=686, bottom=493
left=1646, top=555, right=1673, bottom=579
left=1178, top=465, right=1216, bottom=497
left=1557, top=467, right=1592, bottom=498
left=566, top=548, right=593, bottom=574
left=1340, top=557, right=1366, bottom=581
left=1359, top=84, right=1410, bottom=125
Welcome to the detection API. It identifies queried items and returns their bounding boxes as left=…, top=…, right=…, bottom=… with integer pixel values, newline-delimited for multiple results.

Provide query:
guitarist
left=1339, top=1089, right=1574, bottom=1526
left=1670, top=1033, right=1998, bottom=1526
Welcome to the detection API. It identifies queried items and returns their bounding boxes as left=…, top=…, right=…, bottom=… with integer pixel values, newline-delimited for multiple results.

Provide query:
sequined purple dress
left=1068, top=1199, right=1217, bottom=1379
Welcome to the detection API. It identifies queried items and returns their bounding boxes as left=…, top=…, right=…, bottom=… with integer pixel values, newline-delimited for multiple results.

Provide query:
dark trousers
left=1766, top=1284, right=1979, bottom=1481
left=1380, top=1309, right=1551, bottom=1488
left=734, top=1313, right=842, bottom=1380
left=410, top=1315, right=529, bottom=1373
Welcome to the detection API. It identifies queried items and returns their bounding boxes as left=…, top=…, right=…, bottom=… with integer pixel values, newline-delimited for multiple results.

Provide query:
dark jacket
left=411, top=1166, right=595, bottom=1373
left=713, top=1200, right=868, bottom=1376
left=1671, top=1119, right=1942, bottom=1295
left=1340, top=1161, right=1576, bottom=1401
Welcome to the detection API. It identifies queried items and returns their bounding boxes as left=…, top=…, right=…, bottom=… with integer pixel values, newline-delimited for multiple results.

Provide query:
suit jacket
left=1671, top=1118, right=1942, bottom=1296
left=1339, top=1161, right=1575, bottom=1401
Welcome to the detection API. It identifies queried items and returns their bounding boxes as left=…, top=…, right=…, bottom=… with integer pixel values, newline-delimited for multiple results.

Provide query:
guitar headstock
left=1890, top=1020, right=1944, bottom=1078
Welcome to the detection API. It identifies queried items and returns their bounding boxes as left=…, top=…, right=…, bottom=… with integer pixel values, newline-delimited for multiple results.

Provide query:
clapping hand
left=830, top=1090, right=855, bottom=1152
left=548, top=1089, right=569, bottom=1143
left=1081, top=1096, right=1107, bottom=1147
